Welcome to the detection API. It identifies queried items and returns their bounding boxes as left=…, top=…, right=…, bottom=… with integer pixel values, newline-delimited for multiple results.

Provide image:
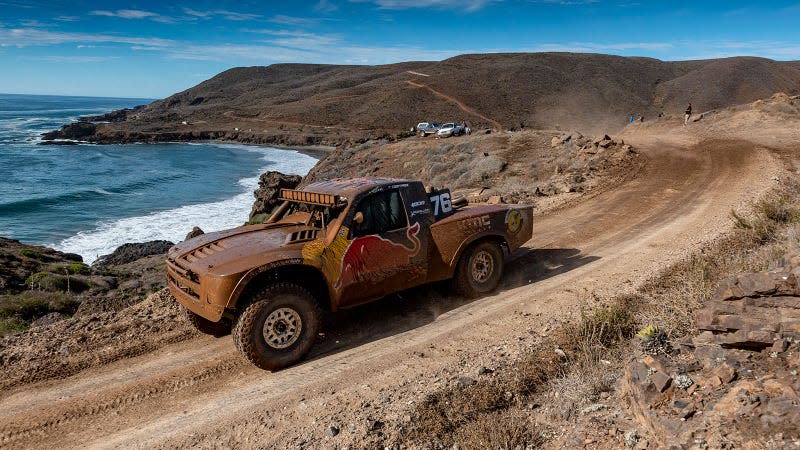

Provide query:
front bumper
left=166, top=257, right=224, bottom=322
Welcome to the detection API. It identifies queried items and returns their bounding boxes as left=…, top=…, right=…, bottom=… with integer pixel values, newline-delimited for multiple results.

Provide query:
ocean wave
left=54, top=147, right=318, bottom=263
left=54, top=191, right=256, bottom=264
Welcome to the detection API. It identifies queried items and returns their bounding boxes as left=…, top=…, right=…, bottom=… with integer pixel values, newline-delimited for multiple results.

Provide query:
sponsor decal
left=458, top=215, right=491, bottom=234
left=505, top=209, right=523, bottom=234
left=410, top=208, right=431, bottom=218
left=334, top=222, right=421, bottom=290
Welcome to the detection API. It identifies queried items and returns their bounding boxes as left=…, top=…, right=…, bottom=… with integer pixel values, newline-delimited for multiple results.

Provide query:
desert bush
left=396, top=130, right=415, bottom=139
left=25, top=272, right=89, bottom=293
left=409, top=382, right=510, bottom=441
left=0, top=291, right=78, bottom=324
left=0, top=317, right=28, bottom=334
left=454, top=410, right=544, bottom=450
left=53, top=262, right=91, bottom=275
left=19, top=248, right=45, bottom=260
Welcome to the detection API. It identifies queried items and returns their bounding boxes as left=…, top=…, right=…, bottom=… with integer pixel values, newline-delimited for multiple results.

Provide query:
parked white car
left=436, top=122, right=466, bottom=138
left=416, top=122, right=441, bottom=136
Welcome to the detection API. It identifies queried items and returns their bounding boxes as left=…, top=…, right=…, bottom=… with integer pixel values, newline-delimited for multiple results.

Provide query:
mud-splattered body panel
left=167, top=178, right=533, bottom=321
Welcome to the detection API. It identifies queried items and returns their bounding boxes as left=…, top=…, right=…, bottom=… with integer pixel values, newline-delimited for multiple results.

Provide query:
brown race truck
left=167, top=178, right=533, bottom=370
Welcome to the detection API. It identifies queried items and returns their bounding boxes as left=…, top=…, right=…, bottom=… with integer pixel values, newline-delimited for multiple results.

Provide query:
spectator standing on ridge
left=684, top=102, right=692, bottom=125
left=628, top=112, right=634, bottom=124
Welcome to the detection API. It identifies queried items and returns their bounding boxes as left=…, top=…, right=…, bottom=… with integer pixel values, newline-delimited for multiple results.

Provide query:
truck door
left=334, top=187, right=428, bottom=306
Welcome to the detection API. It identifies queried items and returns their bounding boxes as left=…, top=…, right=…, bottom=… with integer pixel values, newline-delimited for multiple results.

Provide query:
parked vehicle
left=436, top=122, right=466, bottom=138
left=416, top=122, right=441, bottom=136
left=167, top=178, right=533, bottom=370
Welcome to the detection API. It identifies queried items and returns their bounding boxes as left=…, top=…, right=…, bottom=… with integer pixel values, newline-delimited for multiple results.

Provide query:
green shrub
left=396, top=130, right=416, bottom=139
left=25, top=271, right=49, bottom=287
left=53, top=262, right=91, bottom=275
left=0, top=292, right=79, bottom=322
left=25, top=272, right=89, bottom=293
left=0, top=317, right=28, bottom=335
left=19, top=248, right=45, bottom=260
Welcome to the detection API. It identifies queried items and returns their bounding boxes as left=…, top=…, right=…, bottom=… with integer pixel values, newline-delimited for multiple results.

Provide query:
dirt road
left=0, top=138, right=785, bottom=448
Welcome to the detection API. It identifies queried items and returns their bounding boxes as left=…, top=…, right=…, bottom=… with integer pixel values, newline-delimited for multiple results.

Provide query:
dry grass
left=455, top=410, right=544, bottom=450
left=403, top=175, right=800, bottom=448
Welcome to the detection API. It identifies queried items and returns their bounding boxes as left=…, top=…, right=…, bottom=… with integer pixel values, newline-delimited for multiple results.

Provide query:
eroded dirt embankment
left=0, top=133, right=787, bottom=449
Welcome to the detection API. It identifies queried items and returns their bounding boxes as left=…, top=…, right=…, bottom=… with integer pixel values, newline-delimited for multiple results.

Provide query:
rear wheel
left=452, top=240, right=504, bottom=297
left=233, top=283, right=321, bottom=371
left=182, top=306, right=230, bottom=337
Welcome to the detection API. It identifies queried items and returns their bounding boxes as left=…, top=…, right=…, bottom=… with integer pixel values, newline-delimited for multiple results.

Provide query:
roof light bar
left=279, top=189, right=340, bottom=206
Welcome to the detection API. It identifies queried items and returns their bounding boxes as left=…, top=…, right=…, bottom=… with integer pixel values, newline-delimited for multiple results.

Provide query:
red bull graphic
left=335, top=222, right=421, bottom=290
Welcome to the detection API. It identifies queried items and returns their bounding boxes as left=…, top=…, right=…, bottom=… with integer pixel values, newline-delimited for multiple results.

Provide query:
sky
left=1, top=0, right=799, bottom=98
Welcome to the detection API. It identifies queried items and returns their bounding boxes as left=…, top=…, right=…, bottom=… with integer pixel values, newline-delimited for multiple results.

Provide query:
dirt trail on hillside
left=0, top=138, right=786, bottom=448
left=405, top=80, right=503, bottom=130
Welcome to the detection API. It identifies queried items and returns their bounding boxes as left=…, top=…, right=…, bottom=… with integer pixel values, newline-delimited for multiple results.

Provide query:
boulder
left=250, top=171, right=302, bottom=220
left=41, top=122, right=97, bottom=140
left=93, top=240, right=174, bottom=267
left=184, top=226, right=205, bottom=240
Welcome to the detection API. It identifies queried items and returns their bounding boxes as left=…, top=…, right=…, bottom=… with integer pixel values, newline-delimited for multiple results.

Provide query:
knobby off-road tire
left=452, top=240, right=504, bottom=298
left=182, top=306, right=231, bottom=337
left=233, top=283, right=321, bottom=371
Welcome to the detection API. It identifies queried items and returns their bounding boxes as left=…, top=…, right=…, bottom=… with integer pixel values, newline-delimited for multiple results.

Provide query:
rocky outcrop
left=93, top=240, right=174, bottom=267
left=250, top=171, right=302, bottom=221
left=619, top=254, right=800, bottom=448
left=0, top=237, right=83, bottom=295
left=40, top=122, right=97, bottom=141
left=694, top=255, right=800, bottom=349
left=184, top=226, right=205, bottom=240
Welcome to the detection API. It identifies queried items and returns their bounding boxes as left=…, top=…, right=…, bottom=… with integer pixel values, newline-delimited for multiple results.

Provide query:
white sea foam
left=54, top=145, right=318, bottom=264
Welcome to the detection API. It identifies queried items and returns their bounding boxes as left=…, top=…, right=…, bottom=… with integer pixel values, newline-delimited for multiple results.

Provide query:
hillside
left=43, top=53, right=800, bottom=145
left=7, top=94, right=800, bottom=448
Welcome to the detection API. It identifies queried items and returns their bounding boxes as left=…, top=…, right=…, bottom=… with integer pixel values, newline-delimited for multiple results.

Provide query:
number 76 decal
left=430, top=192, right=452, bottom=217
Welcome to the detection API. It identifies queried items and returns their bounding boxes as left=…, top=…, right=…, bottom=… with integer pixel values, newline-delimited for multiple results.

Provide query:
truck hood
left=168, top=223, right=320, bottom=276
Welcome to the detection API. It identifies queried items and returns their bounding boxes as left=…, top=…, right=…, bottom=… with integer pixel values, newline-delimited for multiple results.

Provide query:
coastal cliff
left=41, top=53, right=800, bottom=146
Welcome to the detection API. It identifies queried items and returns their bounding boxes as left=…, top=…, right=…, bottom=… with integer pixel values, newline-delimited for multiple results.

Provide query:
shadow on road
left=303, top=247, right=600, bottom=363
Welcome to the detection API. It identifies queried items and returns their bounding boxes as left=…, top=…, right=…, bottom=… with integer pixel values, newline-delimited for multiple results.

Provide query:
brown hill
left=48, top=53, right=800, bottom=143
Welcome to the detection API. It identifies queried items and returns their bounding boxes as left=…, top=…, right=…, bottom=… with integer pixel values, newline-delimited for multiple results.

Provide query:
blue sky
left=1, top=1, right=799, bottom=98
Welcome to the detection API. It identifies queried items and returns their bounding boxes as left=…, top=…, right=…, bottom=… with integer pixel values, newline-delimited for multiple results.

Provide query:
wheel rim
left=470, top=250, right=494, bottom=283
left=263, top=307, right=302, bottom=349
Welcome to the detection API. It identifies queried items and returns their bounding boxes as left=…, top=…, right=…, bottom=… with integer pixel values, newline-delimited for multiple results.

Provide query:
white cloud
left=246, top=29, right=341, bottom=49
left=314, top=0, right=339, bottom=13
left=90, top=9, right=174, bottom=23
left=0, top=25, right=175, bottom=48
left=352, top=0, right=495, bottom=12
left=269, top=15, right=318, bottom=26
left=182, top=8, right=261, bottom=21
left=35, top=55, right=118, bottom=63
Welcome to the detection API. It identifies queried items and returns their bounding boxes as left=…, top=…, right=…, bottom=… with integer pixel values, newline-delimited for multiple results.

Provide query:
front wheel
left=452, top=240, right=504, bottom=297
left=233, top=283, right=321, bottom=371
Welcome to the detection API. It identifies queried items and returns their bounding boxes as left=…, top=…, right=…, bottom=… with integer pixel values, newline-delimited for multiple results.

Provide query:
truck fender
left=226, top=258, right=306, bottom=308
left=448, top=233, right=508, bottom=272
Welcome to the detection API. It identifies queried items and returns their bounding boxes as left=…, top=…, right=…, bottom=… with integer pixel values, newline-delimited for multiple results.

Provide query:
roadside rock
left=621, top=252, right=800, bottom=448
left=93, top=241, right=174, bottom=267
left=250, top=171, right=302, bottom=221
left=41, top=121, right=97, bottom=141
left=695, top=261, right=800, bottom=349
left=185, top=226, right=205, bottom=240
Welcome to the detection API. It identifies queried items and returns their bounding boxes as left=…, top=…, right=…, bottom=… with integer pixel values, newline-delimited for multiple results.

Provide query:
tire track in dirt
left=0, top=354, right=244, bottom=447
left=0, top=139, right=784, bottom=448
left=405, top=80, right=503, bottom=130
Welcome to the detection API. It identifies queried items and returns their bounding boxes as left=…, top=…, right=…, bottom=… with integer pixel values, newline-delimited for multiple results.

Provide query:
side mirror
left=353, top=211, right=364, bottom=225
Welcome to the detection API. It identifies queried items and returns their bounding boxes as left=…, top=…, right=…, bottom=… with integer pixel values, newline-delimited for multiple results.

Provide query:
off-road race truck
left=167, top=178, right=533, bottom=370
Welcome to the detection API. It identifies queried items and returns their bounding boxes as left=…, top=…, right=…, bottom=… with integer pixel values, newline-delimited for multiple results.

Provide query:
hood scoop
left=287, top=229, right=319, bottom=244
left=184, top=241, right=227, bottom=263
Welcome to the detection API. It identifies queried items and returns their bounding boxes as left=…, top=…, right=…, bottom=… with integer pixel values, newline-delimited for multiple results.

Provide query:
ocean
left=0, top=93, right=318, bottom=263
